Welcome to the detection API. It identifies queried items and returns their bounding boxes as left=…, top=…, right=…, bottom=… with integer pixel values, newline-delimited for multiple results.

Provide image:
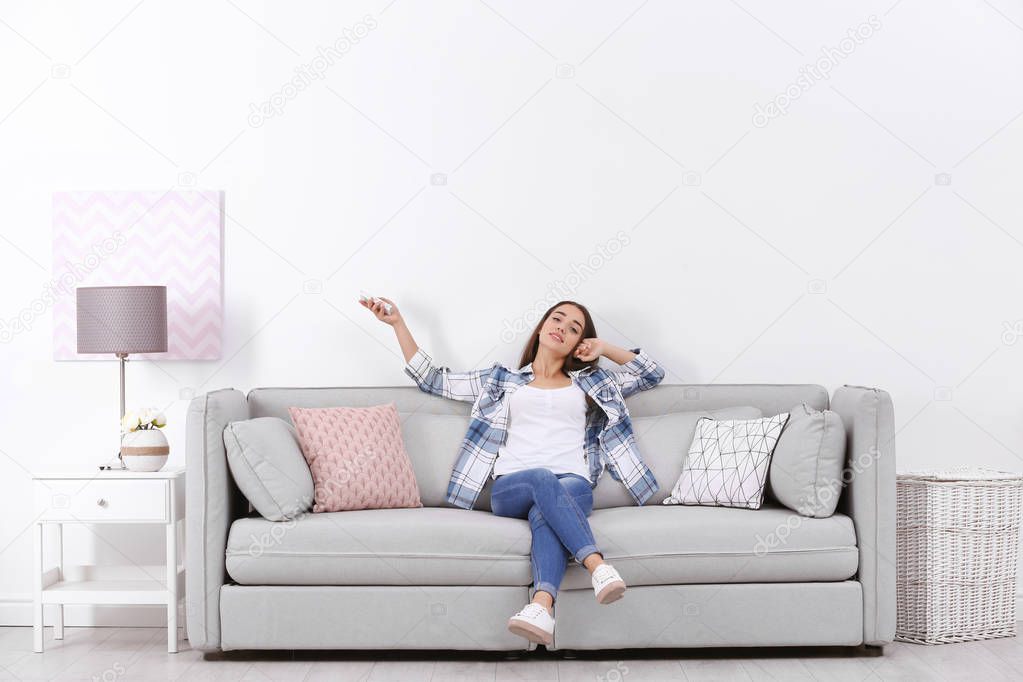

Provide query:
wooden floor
left=2, top=625, right=1022, bottom=680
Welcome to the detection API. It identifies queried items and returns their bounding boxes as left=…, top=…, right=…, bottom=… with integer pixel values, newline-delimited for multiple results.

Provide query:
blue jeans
left=490, top=467, right=601, bottom=603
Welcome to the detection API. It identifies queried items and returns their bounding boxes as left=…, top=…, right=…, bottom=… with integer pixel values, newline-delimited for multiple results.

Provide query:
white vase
left=120, top=428, right=170, bottom=472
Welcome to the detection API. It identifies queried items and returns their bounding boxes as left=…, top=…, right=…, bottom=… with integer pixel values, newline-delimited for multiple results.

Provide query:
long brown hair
left=517, top=300, right=601, bottom=416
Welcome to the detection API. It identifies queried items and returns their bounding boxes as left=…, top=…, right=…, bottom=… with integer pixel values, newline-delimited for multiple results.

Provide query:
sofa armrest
left=830, top=385, right=896, bottom=646
left=185, top=388, right=249, bottom=651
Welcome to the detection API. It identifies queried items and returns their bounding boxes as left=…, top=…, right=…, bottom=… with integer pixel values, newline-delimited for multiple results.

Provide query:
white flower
left=141, top=407, right=161, bottom=427
left=153, top=412, right=167, bottom=428
left=121, top=411, right=141, bottom=432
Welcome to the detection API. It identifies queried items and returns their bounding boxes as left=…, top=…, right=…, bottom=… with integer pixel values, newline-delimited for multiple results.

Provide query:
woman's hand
left=573, top=338, right=605, bottom=362
left=360, top=295, right=402, bottom=326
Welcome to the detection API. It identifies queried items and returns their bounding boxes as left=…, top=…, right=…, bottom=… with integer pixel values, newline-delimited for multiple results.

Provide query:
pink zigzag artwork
left=52, top=190, right=223, bottom=361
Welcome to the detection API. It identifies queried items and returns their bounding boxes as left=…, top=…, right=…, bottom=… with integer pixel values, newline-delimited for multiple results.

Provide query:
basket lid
left=898, top=465, right=1023, bottom=482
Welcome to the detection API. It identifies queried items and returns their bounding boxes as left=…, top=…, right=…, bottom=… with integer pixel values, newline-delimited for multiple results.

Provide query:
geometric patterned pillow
left=662, top=413, right=790, bottom=509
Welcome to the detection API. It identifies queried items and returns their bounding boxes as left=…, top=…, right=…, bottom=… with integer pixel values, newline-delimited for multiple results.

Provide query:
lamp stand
left=116, top=352, right=128, bottom=470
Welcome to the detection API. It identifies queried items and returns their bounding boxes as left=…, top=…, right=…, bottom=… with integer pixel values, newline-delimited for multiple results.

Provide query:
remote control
left=359, top=291, right=392, bottom=315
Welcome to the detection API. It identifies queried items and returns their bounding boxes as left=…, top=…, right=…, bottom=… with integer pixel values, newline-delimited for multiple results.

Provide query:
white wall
left=2, top=0, right=1022, bottom=625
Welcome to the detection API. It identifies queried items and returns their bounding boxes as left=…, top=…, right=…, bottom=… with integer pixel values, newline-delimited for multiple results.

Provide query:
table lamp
left=76, top=285, right=168, bottom=469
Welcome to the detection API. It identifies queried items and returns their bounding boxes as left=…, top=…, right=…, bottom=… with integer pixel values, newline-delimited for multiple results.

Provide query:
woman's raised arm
left=601, top=341, right=665, bottom=399
left=360, top=295, right=417, bottom=362
left=361, top=296, right=494, bottom=403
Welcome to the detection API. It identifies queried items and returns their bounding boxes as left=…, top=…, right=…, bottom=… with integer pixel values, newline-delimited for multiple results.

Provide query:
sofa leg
left=503, top=651, right=525, bottom=660
left=861, top=644, right=885, bottom=656
left=560, top=649, right=578, bottom=659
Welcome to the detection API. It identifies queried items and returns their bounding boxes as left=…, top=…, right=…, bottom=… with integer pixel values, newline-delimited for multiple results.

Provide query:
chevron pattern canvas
left=52, top=190, right=223, bottom=360
left=663, top=413, right=790, bottom=509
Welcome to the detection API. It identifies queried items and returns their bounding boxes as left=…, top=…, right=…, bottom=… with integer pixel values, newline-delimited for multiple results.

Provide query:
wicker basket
left=896, top=466, right=1023, bottom=644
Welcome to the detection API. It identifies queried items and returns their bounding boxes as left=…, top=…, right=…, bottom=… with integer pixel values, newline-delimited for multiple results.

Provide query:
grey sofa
left=185, top=383, right=895, bottom=653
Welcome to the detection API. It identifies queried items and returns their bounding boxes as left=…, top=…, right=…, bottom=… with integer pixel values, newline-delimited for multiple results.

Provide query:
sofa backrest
left=246, top=384, right=828, bottom=512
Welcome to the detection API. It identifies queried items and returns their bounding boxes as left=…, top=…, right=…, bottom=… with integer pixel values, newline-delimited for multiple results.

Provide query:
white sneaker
left=592, top=563, right=626, bottom=604
left=507, top=602, right=554, bottom=646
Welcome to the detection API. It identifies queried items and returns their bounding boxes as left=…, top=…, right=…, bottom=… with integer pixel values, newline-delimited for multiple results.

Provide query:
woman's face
left=539, top=305, right=585, bottom=357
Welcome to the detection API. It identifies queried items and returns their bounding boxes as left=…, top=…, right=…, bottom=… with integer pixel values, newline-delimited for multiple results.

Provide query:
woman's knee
left=490, top=483, right=527, bottom=518
left=575, top=493, right=594, bottom=516
left=562, top=479, right=594, bottom=514
left=527, top=503, right=544, bottom=526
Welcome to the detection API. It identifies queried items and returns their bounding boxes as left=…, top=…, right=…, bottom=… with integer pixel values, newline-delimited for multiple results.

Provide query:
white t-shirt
left=492, top=382, right=590, bottom=480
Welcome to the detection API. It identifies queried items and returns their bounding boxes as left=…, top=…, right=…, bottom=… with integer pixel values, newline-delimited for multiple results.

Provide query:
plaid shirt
left=403, top=346, right=665, bottom=510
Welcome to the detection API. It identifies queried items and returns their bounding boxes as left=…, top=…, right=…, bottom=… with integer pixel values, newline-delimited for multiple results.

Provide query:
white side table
left=31, top=468, right=185, bottom=653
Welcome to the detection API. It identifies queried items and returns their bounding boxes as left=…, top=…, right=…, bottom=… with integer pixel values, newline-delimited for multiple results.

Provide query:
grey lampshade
left=76, top=286, right=168, bottom=354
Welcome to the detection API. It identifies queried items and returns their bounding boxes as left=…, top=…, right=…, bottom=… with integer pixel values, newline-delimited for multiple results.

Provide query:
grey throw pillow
left=768, top=402, right=847, bottom=518
left=224, top=417, right=314, bottom=521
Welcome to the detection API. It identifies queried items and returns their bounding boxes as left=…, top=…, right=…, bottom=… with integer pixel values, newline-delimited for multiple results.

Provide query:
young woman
left=361, top=295, right=665, bottom=647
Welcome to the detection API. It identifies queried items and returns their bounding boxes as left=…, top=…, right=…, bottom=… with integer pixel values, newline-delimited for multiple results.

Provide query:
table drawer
left=35, top=479, right=169, bottom=522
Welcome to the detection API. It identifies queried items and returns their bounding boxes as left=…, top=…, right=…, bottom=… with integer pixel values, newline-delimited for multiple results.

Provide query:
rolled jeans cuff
left=532, top=581, right=561, bottom=601
left=573, top=543, right=600, bottom=565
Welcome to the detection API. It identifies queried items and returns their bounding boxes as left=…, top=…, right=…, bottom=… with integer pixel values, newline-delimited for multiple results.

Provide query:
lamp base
left=98, top=451, right=127, bottom=471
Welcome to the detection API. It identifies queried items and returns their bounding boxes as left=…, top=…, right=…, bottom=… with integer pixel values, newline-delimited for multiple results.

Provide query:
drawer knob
left=96, top=498, right=108, bottom=508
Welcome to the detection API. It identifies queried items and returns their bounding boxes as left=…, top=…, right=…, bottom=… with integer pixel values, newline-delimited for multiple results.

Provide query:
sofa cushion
left=399, top=412, right=496, bottom=511
left=225, top=502, right=857, bottom=588
left=407, top=408, right=764, bottom=512
left=769, top=402, right=847, bottom=518
left=226, top=507, right=532, bottom=586
left=223, top=417, right=314, bottom=522
left=594, top=407, right=763, bottom=509
left=560, top=502, right=858, bottom=589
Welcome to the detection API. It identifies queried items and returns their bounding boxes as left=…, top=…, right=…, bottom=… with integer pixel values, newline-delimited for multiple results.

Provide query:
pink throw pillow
left=287, top=403, right=423, bottom=512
